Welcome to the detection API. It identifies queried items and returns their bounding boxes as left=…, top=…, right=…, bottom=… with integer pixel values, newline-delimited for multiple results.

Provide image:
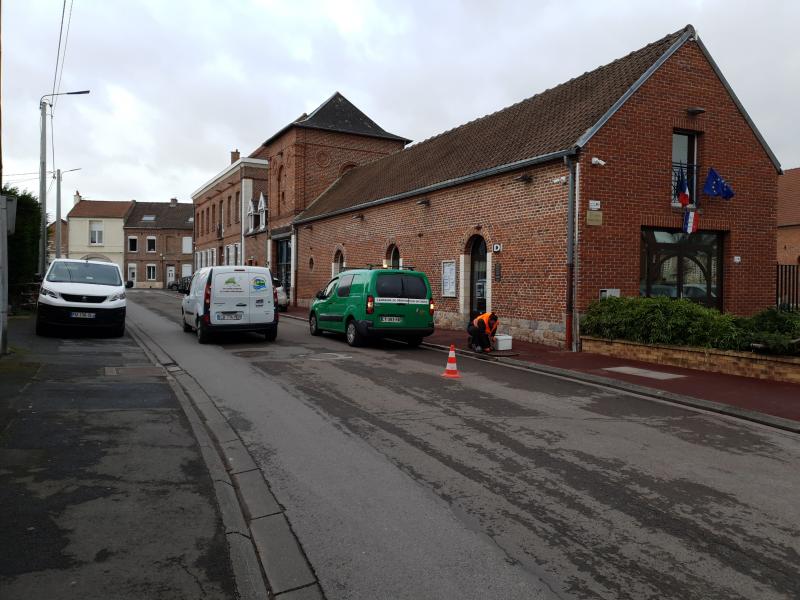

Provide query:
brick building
left=290, top=25, right=781, bottom=348
left=777, top=167, right=800, bottom=264
left=191, top=151, right=268, bottom=273
left=123, top=199, right=194, bottom=288
left=191, top=92, right=408, bottom=298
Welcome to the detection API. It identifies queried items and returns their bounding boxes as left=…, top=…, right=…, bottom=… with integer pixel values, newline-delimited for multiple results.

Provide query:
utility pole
left=55, top=168, right=80, bottom=259
left=37, top=90, right=90, bottom=273
left=38, top=100, right=46, bottom=275
left=0, top=196, right=8, bottom=355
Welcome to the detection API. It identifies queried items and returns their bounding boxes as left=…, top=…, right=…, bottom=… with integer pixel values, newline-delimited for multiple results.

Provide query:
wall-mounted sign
left=492, top=243, right=502, bottom=253
left=589, top=200, right=601, bottom=211
left=586, top=211, right=603, bottom=226
left=441, top=260, right=456, bottom=297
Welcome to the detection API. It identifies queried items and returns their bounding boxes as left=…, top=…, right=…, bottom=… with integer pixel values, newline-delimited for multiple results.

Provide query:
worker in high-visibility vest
left=467, top=311, right=499, bottom=353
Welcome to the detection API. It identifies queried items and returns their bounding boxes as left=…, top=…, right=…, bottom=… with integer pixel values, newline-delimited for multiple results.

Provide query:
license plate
left=381, top=316, right=402, bottom=323
left=70, top=312, right=96, bottom=319
left=217, top=312, right=242, bottom=321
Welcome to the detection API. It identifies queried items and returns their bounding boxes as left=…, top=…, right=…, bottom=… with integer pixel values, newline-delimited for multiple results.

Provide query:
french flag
left=677, top=166, right=690, bottom=207
left=683, top=210, right=699, bottom=234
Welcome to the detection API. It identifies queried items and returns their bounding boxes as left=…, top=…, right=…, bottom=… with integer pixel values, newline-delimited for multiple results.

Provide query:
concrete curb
left=282, top=312, right=799, bottom=434
left=127, top=321, right=325, bottom=600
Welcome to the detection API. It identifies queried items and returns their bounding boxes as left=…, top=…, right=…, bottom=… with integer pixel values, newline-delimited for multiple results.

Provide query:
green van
left=309, top=267, right=435, bottom=347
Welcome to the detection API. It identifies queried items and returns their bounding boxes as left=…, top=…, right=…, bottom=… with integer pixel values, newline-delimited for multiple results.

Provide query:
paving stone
left=250, top=514, right=316, bottom=594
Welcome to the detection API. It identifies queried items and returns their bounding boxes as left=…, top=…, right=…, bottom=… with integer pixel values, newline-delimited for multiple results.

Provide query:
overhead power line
left=53, top=0, right=75, bottom=113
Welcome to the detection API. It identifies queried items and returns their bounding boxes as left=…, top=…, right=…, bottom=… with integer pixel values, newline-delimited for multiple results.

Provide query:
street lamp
left=38, top=90, right=90, bottom=274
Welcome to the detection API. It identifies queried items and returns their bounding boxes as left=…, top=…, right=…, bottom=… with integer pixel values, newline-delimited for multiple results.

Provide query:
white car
left=181, top=266, right=278, bottom=344
left=36, top=259, right=128, bottom=337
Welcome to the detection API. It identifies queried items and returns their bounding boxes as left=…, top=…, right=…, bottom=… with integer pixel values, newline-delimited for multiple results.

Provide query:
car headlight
left=108, top=292, right=126, bottom=301
left=40, top=287, right=59, bottom=299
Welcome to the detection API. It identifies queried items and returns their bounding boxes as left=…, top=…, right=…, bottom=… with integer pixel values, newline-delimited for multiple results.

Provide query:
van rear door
left=248, top=270, right=275, bottom=325
left=211, top=269, right=250, bottom=325
left=373, top=272, right=430, bottom=330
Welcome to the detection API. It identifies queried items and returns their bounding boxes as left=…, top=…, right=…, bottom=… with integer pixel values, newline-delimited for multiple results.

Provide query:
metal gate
left=776, top=263, right=799, bottom=311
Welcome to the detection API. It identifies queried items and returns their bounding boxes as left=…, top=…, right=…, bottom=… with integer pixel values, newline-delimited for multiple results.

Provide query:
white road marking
left=603, top=366, right=686, bottom=380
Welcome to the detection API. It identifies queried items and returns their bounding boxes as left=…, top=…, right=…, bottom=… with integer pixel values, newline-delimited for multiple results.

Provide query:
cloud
left=3, top=0, right=799, bottom=214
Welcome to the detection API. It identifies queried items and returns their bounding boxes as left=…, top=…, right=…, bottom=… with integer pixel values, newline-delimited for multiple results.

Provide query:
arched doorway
left=467, top=235, right=487, bottom=319
left=333, top=249, right=345, bottom=275
left=386, top=244, right=400, bottom=269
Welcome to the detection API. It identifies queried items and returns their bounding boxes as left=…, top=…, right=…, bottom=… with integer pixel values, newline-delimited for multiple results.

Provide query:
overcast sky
left=3, top=0, right=799, bottom=216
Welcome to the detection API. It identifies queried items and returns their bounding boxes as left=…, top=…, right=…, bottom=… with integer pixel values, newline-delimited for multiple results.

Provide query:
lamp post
left=38, top=90, right=90, bottom=274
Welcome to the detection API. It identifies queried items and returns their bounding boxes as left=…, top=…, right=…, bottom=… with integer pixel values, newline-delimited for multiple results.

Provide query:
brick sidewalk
left=285, top=306, right=800, bottom=425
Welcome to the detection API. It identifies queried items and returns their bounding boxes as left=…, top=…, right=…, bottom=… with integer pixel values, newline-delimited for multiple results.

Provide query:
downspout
left=564, top=154, right=578, bottom=351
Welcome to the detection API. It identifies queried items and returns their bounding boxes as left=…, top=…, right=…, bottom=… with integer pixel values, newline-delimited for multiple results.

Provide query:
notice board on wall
left=441, top=260, right=456, bottom=297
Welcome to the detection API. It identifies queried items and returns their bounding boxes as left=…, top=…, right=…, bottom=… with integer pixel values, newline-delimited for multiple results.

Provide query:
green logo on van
left=252, top=277, right=267, bottom=291
left=225, top=277, right=237, bottom=285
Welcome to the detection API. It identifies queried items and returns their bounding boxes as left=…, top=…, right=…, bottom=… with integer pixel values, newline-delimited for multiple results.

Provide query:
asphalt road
left=127, top=290, right=800, bottom=600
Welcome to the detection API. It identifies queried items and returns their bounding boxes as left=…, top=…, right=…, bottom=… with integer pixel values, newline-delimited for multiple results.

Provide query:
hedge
left=581, top=297, right=800, bottom=356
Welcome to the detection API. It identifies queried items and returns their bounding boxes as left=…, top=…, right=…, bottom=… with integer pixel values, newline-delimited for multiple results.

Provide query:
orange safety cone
left=441, top=344, right=461, bottom=379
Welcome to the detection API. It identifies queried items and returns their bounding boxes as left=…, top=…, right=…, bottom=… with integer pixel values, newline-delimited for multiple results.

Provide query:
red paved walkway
left=284, top=307, right=800, bottom=424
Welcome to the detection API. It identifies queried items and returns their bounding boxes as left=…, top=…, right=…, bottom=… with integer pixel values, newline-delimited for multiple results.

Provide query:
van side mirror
left=315, top=290, right=325, bottom=300
left=125, top=280, right=134, bottom=289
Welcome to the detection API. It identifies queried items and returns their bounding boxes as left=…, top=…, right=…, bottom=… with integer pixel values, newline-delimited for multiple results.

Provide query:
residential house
left=124, top=198, right=195, bottom=288
left=46, top=219, right=69, bottom=263
left=66, top=193, right=133, bottom=274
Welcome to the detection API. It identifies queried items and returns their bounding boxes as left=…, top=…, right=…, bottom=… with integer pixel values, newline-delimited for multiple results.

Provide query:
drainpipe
left=565, top=154, right=578, bottom=352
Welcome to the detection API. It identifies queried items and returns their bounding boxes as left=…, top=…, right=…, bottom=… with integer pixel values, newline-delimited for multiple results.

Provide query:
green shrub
left=582, top=297, right=798, bottom=355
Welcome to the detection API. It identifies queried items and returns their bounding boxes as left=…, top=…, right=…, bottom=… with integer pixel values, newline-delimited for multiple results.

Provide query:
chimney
left=74, top=190, right=82, bottom=203
left=169, top=197, right=178, bottom=207
left=230, top=149, right=240, bottom=164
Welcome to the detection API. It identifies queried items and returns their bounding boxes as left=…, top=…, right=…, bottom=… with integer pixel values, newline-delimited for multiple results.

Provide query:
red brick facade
left=125, top=229, right=193, bottom=288
left=191, top=30, right=780, bottom=348
left=778, top=226, right=800, bottom=264
left=578, top=41, right=778, bottom=316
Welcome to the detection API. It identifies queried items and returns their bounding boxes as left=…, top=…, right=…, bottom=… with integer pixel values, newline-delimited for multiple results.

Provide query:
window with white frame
left=248, top=199, right=257, bottom=232
left=89, top=220, right=104, bottom=245
left=146, top=236, right=156, bottom=252
left=128, top=236, right=138, bottom=252
left=257, top=193, right=267, bottom=230
left=146, top=264, right=157, bottom=280
left=182, top=236, right=192, bottom=254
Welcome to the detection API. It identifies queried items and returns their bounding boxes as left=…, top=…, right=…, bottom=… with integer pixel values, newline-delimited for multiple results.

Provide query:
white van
left=36, top=259, right=128, bottom=337
left=181, top=266, right=278, bottom=344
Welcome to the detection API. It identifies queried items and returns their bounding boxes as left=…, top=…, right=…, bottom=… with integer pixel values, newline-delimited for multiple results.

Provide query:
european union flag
left=703, top=168, right=735, bottom=200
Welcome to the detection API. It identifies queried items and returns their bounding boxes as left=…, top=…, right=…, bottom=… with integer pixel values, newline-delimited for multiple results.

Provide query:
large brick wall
left=577, top=41, right=779, bottom=316
left=296, top=161, right=571, bottom=345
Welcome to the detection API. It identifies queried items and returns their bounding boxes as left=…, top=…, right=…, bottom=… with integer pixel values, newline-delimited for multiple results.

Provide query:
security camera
left=591, top=157, right=606, bottom=167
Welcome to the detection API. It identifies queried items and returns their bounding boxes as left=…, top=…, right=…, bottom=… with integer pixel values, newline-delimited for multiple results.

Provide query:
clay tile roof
left=778, top=168, right=800, bottom=227
left=258, top=92, right=410, bottom=149
left=296, top=26, right=692, bottom=223
left=124, top=201, right=195, bottom=230
left=67, top=199, right=134, bottom=219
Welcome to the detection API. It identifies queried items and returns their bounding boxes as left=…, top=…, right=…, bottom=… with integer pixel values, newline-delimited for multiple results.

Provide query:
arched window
left=257, top=193, right=267, bottom=230
left=386, top=244, right=400, bottom=269
left=333, top=249, right=345, bottom=276
left=248, top=199, right=257, bottom=232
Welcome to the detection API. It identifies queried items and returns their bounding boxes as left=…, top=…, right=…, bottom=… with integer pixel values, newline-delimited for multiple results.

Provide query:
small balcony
left=671, top=162, right=699, bottom=207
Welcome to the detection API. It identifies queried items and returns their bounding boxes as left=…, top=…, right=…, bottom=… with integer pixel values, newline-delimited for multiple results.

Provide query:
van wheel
left=196, top=320, right=210, bottom=344
left=182, top=312, right=192, bottom=332
left=264, top=327, right=277, bottom=342
left=345, top=320, right=364, bottom=347
left=309, top=313, right=321, bottom=336
left=406, top=336, right=423, bottom=348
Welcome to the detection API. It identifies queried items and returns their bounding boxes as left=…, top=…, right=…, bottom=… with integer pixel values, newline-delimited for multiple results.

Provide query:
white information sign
left=441, top=260, right=456, bottom=297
